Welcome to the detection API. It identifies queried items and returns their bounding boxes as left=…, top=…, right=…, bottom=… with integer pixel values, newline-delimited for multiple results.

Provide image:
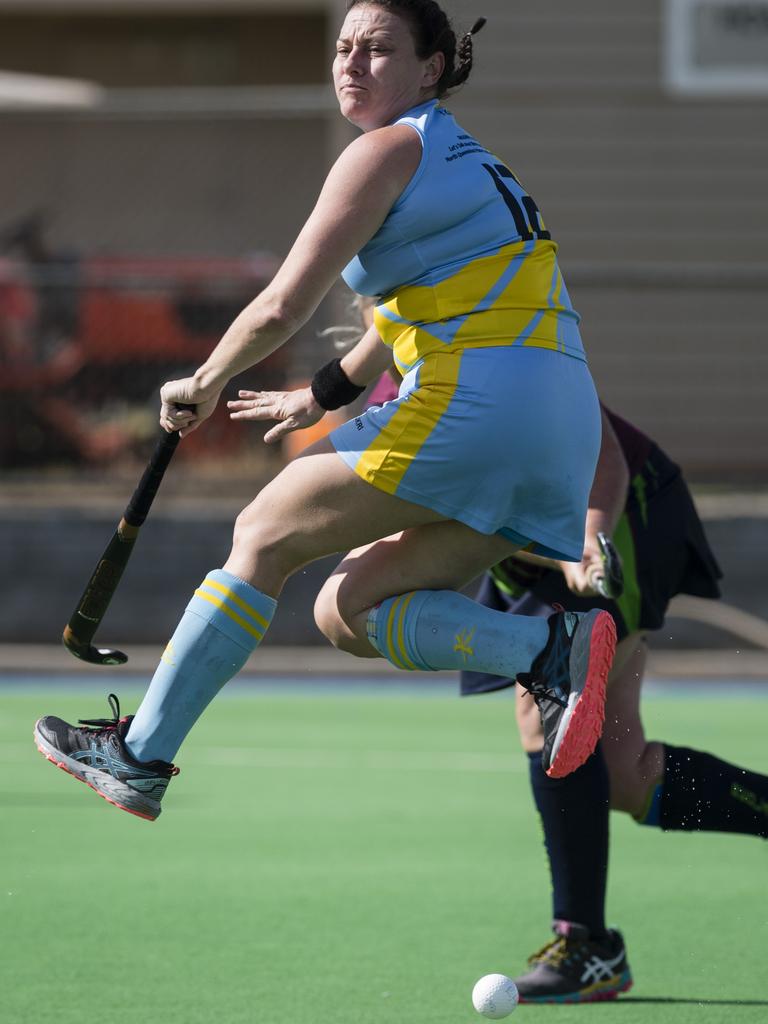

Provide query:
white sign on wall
left=665, top=0, right=768, bottom=94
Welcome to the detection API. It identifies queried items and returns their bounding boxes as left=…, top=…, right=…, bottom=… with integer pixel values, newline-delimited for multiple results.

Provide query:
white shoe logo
left=580, top=948, right=624, bottom=984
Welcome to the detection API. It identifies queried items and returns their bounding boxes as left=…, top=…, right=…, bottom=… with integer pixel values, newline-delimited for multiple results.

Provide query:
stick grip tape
left=124, top=429, right=181, bottom=527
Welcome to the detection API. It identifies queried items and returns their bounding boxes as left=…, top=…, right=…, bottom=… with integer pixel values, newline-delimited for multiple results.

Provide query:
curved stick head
left=62, top=626, right=128, bottom=666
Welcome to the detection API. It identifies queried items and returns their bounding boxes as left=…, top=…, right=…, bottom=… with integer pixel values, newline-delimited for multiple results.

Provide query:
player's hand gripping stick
left=62, top=412, right=192, bottom=665
left=591, top=531, right=624, bottom=601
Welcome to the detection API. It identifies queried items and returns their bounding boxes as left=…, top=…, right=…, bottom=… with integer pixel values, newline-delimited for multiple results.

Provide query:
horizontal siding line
left=585, top=329, right=766, bottom=339
left=471, top=131, right=768, bottom=144
left=595, top=393, right=768, bottom=407
left=457, top=96, right=768, bottom=114
left=552, top=227, right=768, bottom=238
left=586, top=325, right=766, bottom=333
left=560, top=261, right=768, bottom=287
left=469, top=78, right=658, bottom=88
left=592, top=353, right=768, bottom=363
left=462, top=15, right=657, bottom=28
left=593, top=356, right=768, bottom=367
left=478, top=44, right=658, bottom=56
left=548, top=199, right=768, bottom=210
left=587, top=344, right=765, bottom=353
left=589, top=329, right=767, bottom=340
left=531, top=170, right=768, bottom=181
left=471, top=125, right=768, bottom=137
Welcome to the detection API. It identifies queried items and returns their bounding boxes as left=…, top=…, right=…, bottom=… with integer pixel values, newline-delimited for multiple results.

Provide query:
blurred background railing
left=1, top=236, right=283, bottom=471
left=0, top=230, right=337, bottom=482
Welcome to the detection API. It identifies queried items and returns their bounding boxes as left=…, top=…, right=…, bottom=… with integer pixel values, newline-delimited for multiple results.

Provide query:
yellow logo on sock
left=454, top=627, right=476, bottom=662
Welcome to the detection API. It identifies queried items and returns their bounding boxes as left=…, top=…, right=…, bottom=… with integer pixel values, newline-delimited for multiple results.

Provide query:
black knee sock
left=527, top=745, right=610, bottom=937
left=661, top=744, right=768, bottom=838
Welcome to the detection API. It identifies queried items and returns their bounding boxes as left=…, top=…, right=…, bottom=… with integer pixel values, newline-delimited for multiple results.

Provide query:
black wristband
left=310, top=358, right=366, bottom=411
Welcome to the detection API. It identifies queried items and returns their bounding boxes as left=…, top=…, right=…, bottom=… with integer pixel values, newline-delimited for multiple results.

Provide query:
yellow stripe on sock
left=395, top=592, right=418, bottom=671
left=201, top=578, right=271, bottom=630
left=384, top=597, right=409, bottom=670
left=194, top=589, right=264, bottom=642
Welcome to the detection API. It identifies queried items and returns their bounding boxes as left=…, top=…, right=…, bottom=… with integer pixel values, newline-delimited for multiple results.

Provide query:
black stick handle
left=124, top=429, right=181, bottom=527
left=124, top=404, right=193, bottom=527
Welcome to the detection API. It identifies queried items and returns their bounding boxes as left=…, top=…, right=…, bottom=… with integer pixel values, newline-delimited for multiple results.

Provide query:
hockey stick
left=592, top=531, right=624, bottom=601
left=498, top=532, right=625, bottom=602
left=62, top=417, right=190, bottom=665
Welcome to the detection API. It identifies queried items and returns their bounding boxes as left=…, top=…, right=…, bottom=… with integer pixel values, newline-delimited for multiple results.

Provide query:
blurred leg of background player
left=461, top=437, right=768, bottom=1004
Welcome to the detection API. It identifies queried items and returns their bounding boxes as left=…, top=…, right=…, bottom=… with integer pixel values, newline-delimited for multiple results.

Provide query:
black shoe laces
left=529, top=936, right=568, bottom=967
left=78, top=693, right=121, bottom=731
left=517, top=603, right=569, bottom=709
left=76, top=694, right=181, bottom=776
left=517, top=675, right=568, bottom=709
left=529, top=935, right=586, bottom=969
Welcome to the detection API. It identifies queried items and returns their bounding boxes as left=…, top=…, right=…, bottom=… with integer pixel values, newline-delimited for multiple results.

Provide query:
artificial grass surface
left=2, top=685, right=767, bottom=1024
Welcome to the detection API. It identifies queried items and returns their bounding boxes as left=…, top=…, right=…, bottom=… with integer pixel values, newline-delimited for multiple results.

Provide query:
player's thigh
left=228, top=438, right=450, bottom=585
left=315, top=522, right=519, bottom=637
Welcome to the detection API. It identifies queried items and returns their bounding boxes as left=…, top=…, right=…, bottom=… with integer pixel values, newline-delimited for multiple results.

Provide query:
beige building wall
left=2, top=112, right=329, bottom=257
left=0, top=9, right=333, bottom=259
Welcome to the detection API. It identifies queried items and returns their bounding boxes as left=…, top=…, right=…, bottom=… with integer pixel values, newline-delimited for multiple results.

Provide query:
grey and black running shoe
left=517, top=608, right=616, bottom=778
left=34, top=693, right=178, bottom=821
left=514, top=920, right=633, bottom=1004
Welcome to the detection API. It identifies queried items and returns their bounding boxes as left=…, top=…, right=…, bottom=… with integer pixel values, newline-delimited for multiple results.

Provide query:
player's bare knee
left=229, top=502, right=305, bottom=586
left=232, top=511, right=278, bottom=564
left=313, top=584, right=346, bottom=647
left=312, top=576, right=365, bottom=653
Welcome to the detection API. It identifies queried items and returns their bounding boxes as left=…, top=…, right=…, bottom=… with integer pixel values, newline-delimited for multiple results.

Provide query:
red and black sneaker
left=518, top=608, right=616, bottom=778
left=33, top=693, right=178, bottom=821
left=514, top=920, right=633, bottom=1004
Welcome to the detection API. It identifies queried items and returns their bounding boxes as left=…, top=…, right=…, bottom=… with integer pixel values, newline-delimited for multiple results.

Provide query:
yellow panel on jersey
left=354, top=349, right=463, bottom=492
left=373, top=240, right=581, bottom=375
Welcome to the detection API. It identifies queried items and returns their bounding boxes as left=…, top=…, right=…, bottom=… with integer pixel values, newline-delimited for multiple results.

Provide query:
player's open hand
left=228, top=387, right=325, bottom=444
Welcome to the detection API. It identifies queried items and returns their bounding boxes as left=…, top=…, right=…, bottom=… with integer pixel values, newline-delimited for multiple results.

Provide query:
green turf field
left=2, top=684, right=767, bottom=1024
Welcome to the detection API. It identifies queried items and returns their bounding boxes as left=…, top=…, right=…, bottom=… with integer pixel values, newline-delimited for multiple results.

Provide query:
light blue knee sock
left=125, top=569, right=276, bottom=764
left=367, top=590, right=549, bottom=675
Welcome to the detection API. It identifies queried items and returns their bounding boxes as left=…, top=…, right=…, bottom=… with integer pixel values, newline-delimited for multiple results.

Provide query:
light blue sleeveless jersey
left=341, top=99, right=585, bottom=372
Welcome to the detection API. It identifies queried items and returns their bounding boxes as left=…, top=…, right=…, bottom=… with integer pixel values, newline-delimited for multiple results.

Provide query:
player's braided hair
left=345, top=1, right=486, bottom=96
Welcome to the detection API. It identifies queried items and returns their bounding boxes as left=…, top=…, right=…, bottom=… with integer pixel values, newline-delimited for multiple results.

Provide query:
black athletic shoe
left=33, top=693, right=178, bottom=821
left=514, top=920, right=633, bottom=1004
left=517, top=608, right=616, bottom=778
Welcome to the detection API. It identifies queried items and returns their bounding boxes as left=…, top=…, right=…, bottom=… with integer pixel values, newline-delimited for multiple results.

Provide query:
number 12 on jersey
left=483, top=162, right=551, bottom=242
